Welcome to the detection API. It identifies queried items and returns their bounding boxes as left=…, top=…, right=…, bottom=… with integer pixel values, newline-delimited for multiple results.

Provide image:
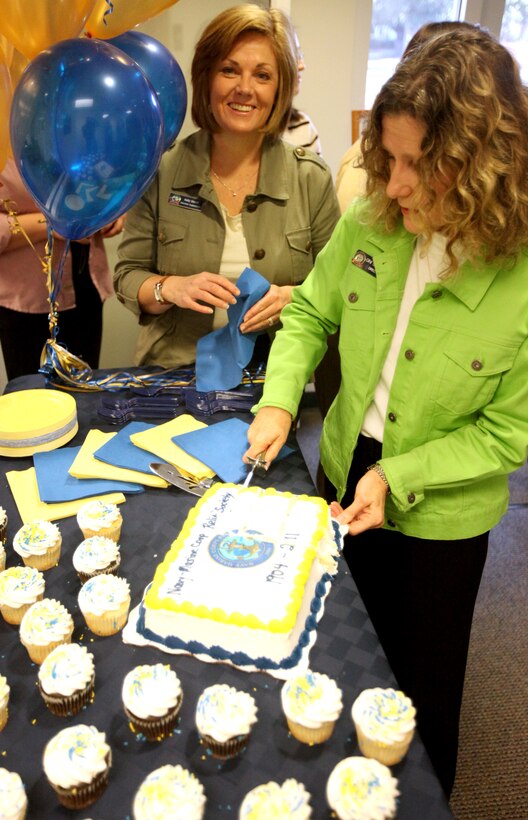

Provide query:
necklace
left=210, top=167, right=258, bottom=197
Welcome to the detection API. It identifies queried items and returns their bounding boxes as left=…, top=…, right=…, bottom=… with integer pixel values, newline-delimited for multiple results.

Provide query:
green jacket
left=256, top=201, right=528, bottom=539
left=114, top=129, right=340, bottom=367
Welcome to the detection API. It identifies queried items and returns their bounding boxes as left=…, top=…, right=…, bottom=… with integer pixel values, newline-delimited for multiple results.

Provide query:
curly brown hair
left=361, top=27, right=528, bottom=273
left=191, top=5, right=297, bottom=140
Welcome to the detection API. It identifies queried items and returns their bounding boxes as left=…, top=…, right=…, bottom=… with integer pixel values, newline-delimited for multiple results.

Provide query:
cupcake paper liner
left=355, top=724, right=414, bottom=766
left=39, top=676, right=95, bottom=717
left=286, top=717, right=337, bottom=745
left=199, top=732, right=250, bottom=760
left=79, top=524, right=122, bottom=543
left=0, top=705, right=8, bottom=731
left=49, top=751, right=111, bottom=810
left=21, top=541, right=61, bottom=571
left=124, top=695, right=183, bottom=741
left=21, top=631, right=74, bottom=665
left=0, top=596, right=44, bottom=626
left=77, top=558, right=121, bottom=585
left=81, top=599, right=130, bottom=636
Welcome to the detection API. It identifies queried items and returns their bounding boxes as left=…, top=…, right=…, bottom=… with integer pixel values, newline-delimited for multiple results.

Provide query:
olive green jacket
left=114, top=129, right=340, bottom=367
left=256, top=201, right=528, bottom=539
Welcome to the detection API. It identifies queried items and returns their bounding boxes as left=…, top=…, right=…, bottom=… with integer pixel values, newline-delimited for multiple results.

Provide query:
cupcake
left=0, top=506, right=7, bottom=546
left=239, top=779, right=312, bottom=819
left=42, top=724, right=111, bottom=810
left=0, top=544, right=5, bottom=573
left=326, top=757, right=399, bottom=820
left=13, top=521, right=61, bottom=571
left=195, top=683, right=257, bottom=759
left=76, top=500, right=122, bottom=542
left=38, top=643, right=95, bottom=717
left=72, top=536, right=121, bottom=584
left=133, top=764, right=206, bottom=820
left=19, top=598, right=74, bottom=665
left=0, top=674, right=9, bottom=731
left=0, top=566, right=45, bottom=625
left=78, top=574, right=130, bottom=636
left=0, top=768, right=27, bottom=820
left=122, top=663, right=183, bottom=741
left=281, top=670, right=343, bottom=744
left=351, top=687, right=416, bottom=766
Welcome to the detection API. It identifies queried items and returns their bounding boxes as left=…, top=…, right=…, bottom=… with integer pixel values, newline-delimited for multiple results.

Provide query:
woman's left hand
left=239, top=284, right=294, bottom=333
left=99, top=215, right=126, bottom=238
left=330, top=471, right=389, bottom=536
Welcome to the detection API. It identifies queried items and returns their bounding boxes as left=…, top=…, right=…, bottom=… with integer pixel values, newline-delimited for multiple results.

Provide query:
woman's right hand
left=244, top=406, right=293, bottom=466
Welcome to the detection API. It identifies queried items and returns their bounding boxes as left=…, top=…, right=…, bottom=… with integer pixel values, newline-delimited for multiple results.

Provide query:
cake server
left=149, top=462, right=216, bottom=497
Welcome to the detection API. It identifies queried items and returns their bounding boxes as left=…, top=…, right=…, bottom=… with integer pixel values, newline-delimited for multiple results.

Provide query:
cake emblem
left=208, top=530, right=274, bottom=568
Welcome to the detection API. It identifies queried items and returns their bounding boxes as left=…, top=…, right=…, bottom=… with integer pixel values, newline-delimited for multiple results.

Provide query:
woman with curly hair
left=245, top=27, right=528, bottom=797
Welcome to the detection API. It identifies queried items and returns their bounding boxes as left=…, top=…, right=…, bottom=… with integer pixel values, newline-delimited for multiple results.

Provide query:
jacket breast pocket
left=436, top=339, right=517, bottom=414
left=337, top=272, right=376, bottom=353
left=285, top=227, right=313, bottom=283
left=156, top=221, right=187, bottom=274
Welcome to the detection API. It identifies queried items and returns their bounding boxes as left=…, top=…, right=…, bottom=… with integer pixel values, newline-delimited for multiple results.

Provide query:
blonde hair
left=361, top=28, right=528, bottom=273
left=191, top=4, right=297, bottom=139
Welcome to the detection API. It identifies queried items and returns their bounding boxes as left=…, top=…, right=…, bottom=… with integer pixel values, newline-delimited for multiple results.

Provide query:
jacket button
left=254, top=248, right=266, bottom=260
left=348, top=292, right=359, bottom=303
left=471, top=359, right=483, bottom=371
left=305, top=240, right=312, bottom=251
left=431, top=289, right=443, bottom=299
left=388, top=412, right=396, bottom=422
left=246, top=200, right=257, bottom=212
left=404, top=349, right=415, bottom=360
left=158, top=231, right=166, bottom=242
left=294, top=147, right=306, bottom=157
left=387, top=519, right=397, bottom=528
left=407, top=492, right=416, bottom=504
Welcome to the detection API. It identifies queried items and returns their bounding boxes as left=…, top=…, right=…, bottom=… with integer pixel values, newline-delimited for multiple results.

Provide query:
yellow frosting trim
left=145, top=484, right=329, bottom=633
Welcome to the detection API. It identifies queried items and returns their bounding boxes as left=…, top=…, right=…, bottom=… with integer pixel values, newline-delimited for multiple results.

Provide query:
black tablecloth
left=0, top=374, right=453, bottom=819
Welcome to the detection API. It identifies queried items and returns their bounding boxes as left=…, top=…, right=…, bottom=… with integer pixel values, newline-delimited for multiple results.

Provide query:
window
left=500, top=0, right=528, bottom=82
left=365, top=0, right=464, bottom=107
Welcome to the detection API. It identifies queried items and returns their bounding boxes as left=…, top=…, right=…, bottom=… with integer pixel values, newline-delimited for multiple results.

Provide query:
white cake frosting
left=195, top=684, right=257, bottom=742
left=73, top=536, right=120, bottom=575
left=19, top=598, right=73, bottom=647
left=43, top=724, right=110, bottom=790
left=239, top=778, right=312, bottom=819
left=326, top=757, right=399, bottom=820
left=125, top=485, right=340, bottom=672
left=38, top=643, right=94, bottom=697
left=133, top=764, right=205, bottom=820
left=0, top=566, right=45, bottom=609
left=281, top=670, right=343, bottom=729
left=76, top=500, right=121, bottom=532
left=0, top=768, right=27, bottom=820
left=351, top=688, right=416, bottom=744
left=122, top=664, right=181, bottom=720
left=13, top=521, right=60, bottom=558
left=0, top=675, right=9, bottom=712
left=78, top=574, right=130, bottom=616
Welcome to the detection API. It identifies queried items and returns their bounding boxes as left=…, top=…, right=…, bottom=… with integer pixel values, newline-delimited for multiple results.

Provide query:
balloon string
left=103, top=0, right=114, bottom=25
left=2, top=198, right=45, bottom=263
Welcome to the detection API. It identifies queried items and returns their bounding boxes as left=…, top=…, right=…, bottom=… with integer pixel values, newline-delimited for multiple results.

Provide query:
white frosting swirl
left=19, top=598, right=73, bottom=647
left=78, top=574, right=130, bottom=616
left=195, top=684, right=257, bottom=742
left=13, top=521, right=60, bottom=557
left=351, top=688, right=416, bottom=744
left=122, top=664, right=181, bottom=719
left=281, top=670, right=343, bottom=729
left=239, top=779, right=312, bottom=819
left=42, top=724, right=110, bottom=790
left=73, top=536, right=120, bottom=574
left=0, top=566, right=45, bottom=609
left=77, top=501, right=121, bottom=532
left=0, top=675, right=9, bottom=713
left=133, top=764, right=205, bottom=820
left=38, top=643, right=94, bottom=697
left=0, top=768, right=27, bottom=820
left=326, top=757, right=399, bottom=820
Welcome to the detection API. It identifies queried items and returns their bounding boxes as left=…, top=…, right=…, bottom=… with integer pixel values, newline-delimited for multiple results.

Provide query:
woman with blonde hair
left=245, top=27, right=528, bottom=796
left=114, top=4, right=339, bottom=374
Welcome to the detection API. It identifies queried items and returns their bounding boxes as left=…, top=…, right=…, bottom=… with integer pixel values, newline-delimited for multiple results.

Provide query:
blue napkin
left=33, top=446, right=144, bottom=503
left=195, top=267, right=270, bottom=392
left=171, top=417, right=294, bottom=484
left=93, top=421, right=165, bottom=474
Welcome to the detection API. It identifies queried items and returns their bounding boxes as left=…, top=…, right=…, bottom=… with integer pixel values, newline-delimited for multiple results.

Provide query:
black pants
left=0, top=243, right=103, bottom=380
left=318, top=435, right=488, bottom=798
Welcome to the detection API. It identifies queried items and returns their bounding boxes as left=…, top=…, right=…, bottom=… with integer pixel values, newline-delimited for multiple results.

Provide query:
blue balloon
left=107, top=31, right=187, bottom=151
left=10, top=38, right=164, bottom=240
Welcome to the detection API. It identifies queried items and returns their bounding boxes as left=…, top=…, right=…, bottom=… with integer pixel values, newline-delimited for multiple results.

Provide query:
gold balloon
left=0, top=0, right=98, bottom=60
left=0, top=60, right=11, bottom=171
left=85, top=0, right=180, bottom=39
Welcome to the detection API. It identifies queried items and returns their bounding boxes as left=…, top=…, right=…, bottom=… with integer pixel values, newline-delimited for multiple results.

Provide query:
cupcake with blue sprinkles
left=38, top=643, right=95, bottom=716
left=19, top=598, right=74, bottom=664
left=78, top=574, right=130, bottom=636
left=0, top=767, right=27, bottom=820
left=122, top=663, right=182, bottom=741
left=351, top=687, right=416, bottom=766
left=13, top=520, right=61, bottom=571
left=0, top=565, right=45, bottom=625
left=326, top=756, right=399, bottom=820
left=281, top=669, right=343, bottom=744
left=196, top=683, right=257, bottom=759
left=239, top=779, right=312, bottom=819
left=43, top=724, right=111, bottom=810
left=133, top=764, right=205, bottom=820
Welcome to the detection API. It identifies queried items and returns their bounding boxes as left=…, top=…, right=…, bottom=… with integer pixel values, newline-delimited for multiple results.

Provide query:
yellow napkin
left=69, top=429, right=169, bottom=488
left=130, top=414, right=215, bottom=482
left=6, top=467, right=126, bottom=523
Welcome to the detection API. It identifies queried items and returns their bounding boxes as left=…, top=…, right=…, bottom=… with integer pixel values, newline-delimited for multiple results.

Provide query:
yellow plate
left=0, top=389, right=78, bottom=457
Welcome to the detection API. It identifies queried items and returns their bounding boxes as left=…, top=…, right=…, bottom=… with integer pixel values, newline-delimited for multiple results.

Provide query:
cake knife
left=242, top=453, right=268, bottom=487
